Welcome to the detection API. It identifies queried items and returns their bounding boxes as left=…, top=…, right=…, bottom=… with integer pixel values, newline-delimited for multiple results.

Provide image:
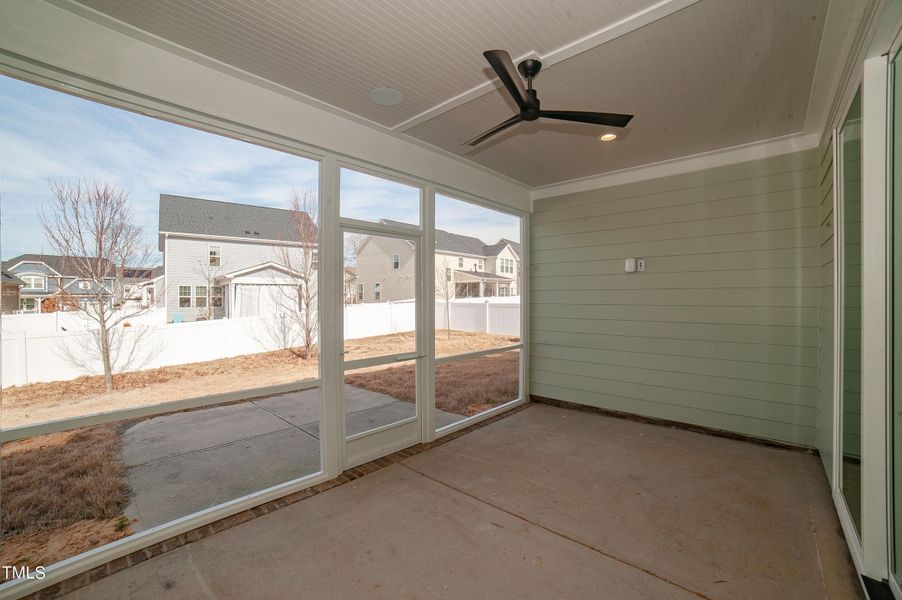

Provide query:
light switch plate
left=624, top=258, right=637, bottom=273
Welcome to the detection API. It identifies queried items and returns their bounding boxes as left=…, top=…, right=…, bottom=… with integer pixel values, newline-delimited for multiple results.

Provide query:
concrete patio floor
left=71, top=403, right=861, bottom=599
left=123, top=384, right=463, bottom=530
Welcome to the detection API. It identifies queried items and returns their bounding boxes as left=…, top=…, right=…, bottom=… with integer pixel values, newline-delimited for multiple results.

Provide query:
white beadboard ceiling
left=63, top=0, right=862, bottom=187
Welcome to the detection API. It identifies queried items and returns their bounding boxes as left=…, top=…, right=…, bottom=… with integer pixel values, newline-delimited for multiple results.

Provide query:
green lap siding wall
left=530, top=150, right=823, bottom=447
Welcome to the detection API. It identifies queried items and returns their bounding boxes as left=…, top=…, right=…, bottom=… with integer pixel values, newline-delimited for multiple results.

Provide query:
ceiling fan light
left=599, top=133, right=617, bottom=142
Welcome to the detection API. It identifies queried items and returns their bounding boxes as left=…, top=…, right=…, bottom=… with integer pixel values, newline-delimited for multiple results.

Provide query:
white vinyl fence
left=1, top=299, right=520, bottom=387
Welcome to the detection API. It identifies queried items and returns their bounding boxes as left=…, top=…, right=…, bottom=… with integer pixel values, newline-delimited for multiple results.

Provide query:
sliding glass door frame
left=833, top=83, right=865, bottom=571
left=889, top=21, right=902, bottom=599
left=835, top=29, right=898, bottom=595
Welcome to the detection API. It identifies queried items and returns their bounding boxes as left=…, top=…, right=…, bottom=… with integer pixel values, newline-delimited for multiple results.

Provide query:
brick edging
left=530, top=395, right=818, bottom=454
left=22, top=403, right=531, bottom=600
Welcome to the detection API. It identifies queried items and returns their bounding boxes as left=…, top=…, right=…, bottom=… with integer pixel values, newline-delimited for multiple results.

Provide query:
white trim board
left=529, top=132, right=821, bottom=202
left=392, top=0, right=702, bottom=133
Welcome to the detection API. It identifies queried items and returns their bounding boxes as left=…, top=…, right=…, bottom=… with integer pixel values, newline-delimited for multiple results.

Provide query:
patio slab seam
left=397, top=461, right=716, bottom=600
left=126, top=425, right=303, bottom=467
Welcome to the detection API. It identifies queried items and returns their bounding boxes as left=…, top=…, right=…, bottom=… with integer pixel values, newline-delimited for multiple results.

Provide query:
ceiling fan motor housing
left=517, top=58, right=542, bottom=80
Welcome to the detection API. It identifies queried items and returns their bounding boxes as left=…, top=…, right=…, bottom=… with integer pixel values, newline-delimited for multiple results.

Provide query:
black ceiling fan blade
left=465, top=114, right=523, bottom=146
left=483, top=50, right=529, bottom=110
left=540, top=110, right=634, bottom=128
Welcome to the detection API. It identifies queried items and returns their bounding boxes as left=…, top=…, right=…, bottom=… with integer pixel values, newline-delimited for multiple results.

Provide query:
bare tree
left=436, top=256, right=454, bottom=341
left=342, top=233, right=366, bottom=306
left=192, top=257, right=228, bottom=320
left=41, top=180, right=153, bottom=392
left=271, top=186, right=319, bottom=360
left=344, top=232, right=366, bottom=266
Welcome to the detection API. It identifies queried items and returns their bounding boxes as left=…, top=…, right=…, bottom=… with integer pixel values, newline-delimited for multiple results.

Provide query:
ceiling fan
left=465, top=50, right=633, bottom=146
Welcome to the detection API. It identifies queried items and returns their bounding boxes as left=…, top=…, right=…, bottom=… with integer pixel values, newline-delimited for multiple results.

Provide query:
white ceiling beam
left=392, top=0, right=703, bottom=133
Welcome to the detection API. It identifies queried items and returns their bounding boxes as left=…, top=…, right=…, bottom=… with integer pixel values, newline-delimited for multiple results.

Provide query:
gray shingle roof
left=2, top=254, right=113, bottom=276
left=379, top=220, right=519, bottom=258
left=1, top=270, right=25, bottom=286
left=434, top=229, right=489, bottom=256
left=159, top=195, right=316, bottom=242
left=500, top=238, right=521, bottom=257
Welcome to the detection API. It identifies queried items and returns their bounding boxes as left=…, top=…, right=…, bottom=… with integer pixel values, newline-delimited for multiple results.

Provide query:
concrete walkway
left=123, top=385, right=462, bottom=531
left=71, top=403, right=860, bottom=600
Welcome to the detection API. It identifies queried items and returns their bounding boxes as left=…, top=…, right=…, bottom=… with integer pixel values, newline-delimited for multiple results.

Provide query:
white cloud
left=0, top=76, right=520, bottom=265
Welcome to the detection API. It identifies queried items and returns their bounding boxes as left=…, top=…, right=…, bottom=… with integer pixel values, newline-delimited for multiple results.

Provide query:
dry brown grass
left=1, top=424, right=131, bottom=578
left=345, top=350, right=520, bottom=416
left=0, top=518, right=133, bottom=580
left=2, top=331, right=517, bottom=428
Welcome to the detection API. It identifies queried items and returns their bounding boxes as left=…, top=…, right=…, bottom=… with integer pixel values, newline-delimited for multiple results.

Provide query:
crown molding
left=530, top=132, right=820, bottom=202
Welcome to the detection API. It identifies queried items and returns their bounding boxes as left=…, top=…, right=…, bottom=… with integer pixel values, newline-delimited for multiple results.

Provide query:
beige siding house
left=355, top=220, right=520, bottom=302
left=354, top=235, right=416, bottom=302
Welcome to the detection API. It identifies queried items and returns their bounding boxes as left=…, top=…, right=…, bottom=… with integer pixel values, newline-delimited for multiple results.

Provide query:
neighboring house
left=343, top=266, right=358, bottom=304
left=0, top=254, right=117, bottom=314
left=134, top=265, right=165, bottom=309
left=1, top=271, right=24, bottom=314
left=354, top=220, right=521, bottom=303
left=158, top=194, right=316, bottom=322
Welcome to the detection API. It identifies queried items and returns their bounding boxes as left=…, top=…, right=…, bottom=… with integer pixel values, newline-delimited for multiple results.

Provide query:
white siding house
left=158, top=195, right=315, bottom=323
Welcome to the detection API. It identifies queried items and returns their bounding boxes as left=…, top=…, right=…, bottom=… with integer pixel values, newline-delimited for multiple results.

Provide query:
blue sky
left=0, top=75, right=519, bottom=264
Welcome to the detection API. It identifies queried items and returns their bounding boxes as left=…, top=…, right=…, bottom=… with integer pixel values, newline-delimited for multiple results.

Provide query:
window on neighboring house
left=499, top=287, right=509, bottom=297
left=477, top=260, right=484, bottom=271
left=374, top=283, right=381, bottom=301
left=458, top=257, right=463, bottom=268
left=392, top=254, right=400, bottom=269
left=356, top=283, right=364, bottom=301
left=178, top=285, right=192, bottom=308
left=446, top=268, right=452, bottom=282
left=21, top=275, right=45, bottom=290
left=19, top=298, right=36, bottom=312
left=208, top=245, right=221, bottom=267
left=211, top=286, right=223, bottom=308
left=195, top=285, right=208, bottom=308
left=78, top=281, right=91, bottom=290
left=312, top=250, right=318, bottom=270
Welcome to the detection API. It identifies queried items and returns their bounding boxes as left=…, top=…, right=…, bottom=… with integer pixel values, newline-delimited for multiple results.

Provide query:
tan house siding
left=356, top=238, right=519, bottom=302
left=355, top=236, right=416, bottom=302
left=485, top=245, right=520, bottom=295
